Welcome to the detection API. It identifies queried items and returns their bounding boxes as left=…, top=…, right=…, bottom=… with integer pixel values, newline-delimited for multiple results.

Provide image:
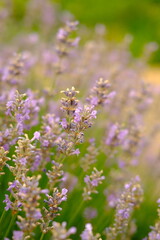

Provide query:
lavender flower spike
left=81, top=223, right=102, bottom=240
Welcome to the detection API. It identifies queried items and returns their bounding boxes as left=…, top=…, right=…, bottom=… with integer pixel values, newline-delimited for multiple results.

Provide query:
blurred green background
left=8, top=0, right=160, bottom=63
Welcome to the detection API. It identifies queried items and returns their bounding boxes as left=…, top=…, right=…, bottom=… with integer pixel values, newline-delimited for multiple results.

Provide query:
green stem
left=0, top=209, right=6, bottom=225
left=51, top=56, right=62, bottom=91
left=4, top=214, right=16, bottom=238
left=68, top=200, right=84, bottom=227
left=62, top=170, right=85, bottom=222
left=59, top=154, right=66, bottom=164
left=40, top=232, right=45, bottom=240
left=95, top=214, right=108, bottom=232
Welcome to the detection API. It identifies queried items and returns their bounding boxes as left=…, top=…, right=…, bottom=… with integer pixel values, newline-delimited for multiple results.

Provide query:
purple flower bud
left=70, top=37, right=80, bottom=47
left=8, top=180, right=19, bottom=191
left=60, top=118, right=68, bottom=129
left=71, top=148, right=80, bottom=156
left=13, top=231, right=24, bottom=240
left=90, top=96, right=99, bottom=106
left=62, top=188, right=68, bottom=195
left=42, top=140, right=49, bottom=147
left=118, top=209, right=130, bottom=219
left=66, top=21, right=79, bottom=31
left=118, top=129, right=128, bottom=141
left=81, top=223, right=93, bottom=240
left=105, top=124, right=118, bottom=145
left=33, top=131, right=41, bottom=140
left=90, top=110, right=97, bottom=119
left=74, top=107, right=82, bottom=123
left=33, top=210, right=42, bottom=220
left=107, top=91, right=116, bottom=99
left=91, top=179, right=99, bottom=186
left=41, top=189, right=49, bottom=194
left=19, top=157, right=27, bottom=166
left=3, top=194, right=12, bottom=211
left=84, top=176, right=90, bottom=184
left=68, top=226, right=77, bottom=234
left=124, top=183, right=131, bottom=189
left=57, top=28, right=68, bottom=41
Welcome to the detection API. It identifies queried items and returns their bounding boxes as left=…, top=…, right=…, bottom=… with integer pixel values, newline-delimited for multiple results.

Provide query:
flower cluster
left=73, top=105, right=97, bottom=131
left=40, top=188, right=68, bottom=233
left=146, top=199, right=160, bottom=240
left=58, top=87, right=97, bottom=156
left=87, top=78, right=116, bottom=107
left=51, top=221, right=76, bottom=240
left=7, top=134, right=40, bottom=175
left=5, top=90, right=43, bottom=135
left=46, top=161, right=64, bottom=190
left=81, top=223, right=102, bottom=240
left=56, top=21, right=79, bottom=57
left=4, top=174, right=47, bottom=239
left=81, top=138, right=98, bottom=172
left=105, top=123, right=128, bottom=147
left=2, top=53, right=26, bottom=86
left=40, top=114, right=61, bottom=148
left=83, top=168, right=105, bottom=200
left=105, top=176, right=143, bottom=239
left=15, top=175, right=45, bottom=238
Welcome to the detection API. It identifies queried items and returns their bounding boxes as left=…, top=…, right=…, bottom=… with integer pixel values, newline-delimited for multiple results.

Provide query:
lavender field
left=0, top=1, right=160, bottom=240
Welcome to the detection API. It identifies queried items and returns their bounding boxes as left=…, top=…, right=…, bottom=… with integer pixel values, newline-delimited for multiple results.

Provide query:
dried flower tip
left=0, top=147, right=10, bottom=175
left=61, top=87, right=79, bottom=97
left=61, top=87, right=79, bottom=116
left=66, top=21, right=79, bottom=31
